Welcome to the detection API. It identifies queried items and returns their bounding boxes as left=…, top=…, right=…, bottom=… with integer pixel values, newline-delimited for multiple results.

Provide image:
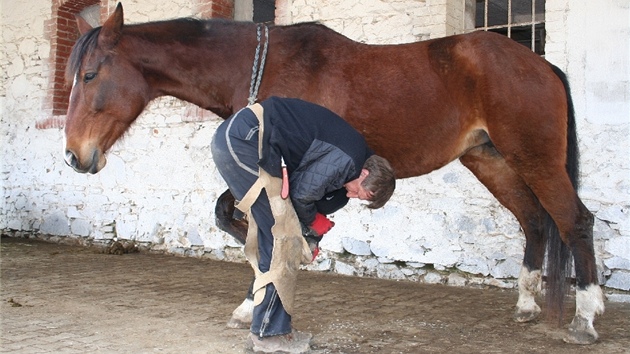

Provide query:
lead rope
left=248, top=24, right=269, bottom=105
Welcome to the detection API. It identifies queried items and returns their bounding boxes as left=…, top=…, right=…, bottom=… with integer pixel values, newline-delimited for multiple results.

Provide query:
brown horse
left=63, top=3, right=604, bottom=344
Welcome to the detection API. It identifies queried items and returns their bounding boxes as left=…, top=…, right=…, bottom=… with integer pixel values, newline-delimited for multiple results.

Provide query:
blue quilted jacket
left=257, top=97, right=373, bottom=225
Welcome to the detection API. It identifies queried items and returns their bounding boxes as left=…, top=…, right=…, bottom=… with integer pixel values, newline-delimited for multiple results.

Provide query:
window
left=253, top=0, right=275, bottom=23
left=466, top=0, right=545, bottom=55
left=235, top=0, right=275, bottom=23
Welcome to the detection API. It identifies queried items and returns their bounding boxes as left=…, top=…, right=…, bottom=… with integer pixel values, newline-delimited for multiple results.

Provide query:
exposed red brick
left=44, top=0, right=102, bottom=128
left=36, top=117, right=66, bottom=129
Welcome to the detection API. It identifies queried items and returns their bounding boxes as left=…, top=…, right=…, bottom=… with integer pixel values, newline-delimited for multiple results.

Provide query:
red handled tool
left=281, top=157, right=289, bottom=199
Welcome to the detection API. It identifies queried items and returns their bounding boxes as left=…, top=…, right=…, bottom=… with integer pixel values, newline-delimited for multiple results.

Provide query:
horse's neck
left=124, top=24, right=257, bottom=117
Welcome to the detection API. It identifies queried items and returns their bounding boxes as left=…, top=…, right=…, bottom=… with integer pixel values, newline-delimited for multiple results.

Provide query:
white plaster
left=0, top=0, right=628, bottom=294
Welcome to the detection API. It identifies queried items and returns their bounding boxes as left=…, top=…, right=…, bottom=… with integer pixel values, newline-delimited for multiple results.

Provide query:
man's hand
left=310, top=213, right=334, bottom=236
left=302, top=213, right=334, bottom=261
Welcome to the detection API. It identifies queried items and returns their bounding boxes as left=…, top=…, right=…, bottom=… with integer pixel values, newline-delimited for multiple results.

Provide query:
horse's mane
left=65, top=18, right=347, bottom=87
left=66, top=27, right=101, bottom=86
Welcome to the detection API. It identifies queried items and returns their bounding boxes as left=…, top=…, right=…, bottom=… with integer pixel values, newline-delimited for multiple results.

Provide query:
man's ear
left=361, top=169, right=369, bottom=177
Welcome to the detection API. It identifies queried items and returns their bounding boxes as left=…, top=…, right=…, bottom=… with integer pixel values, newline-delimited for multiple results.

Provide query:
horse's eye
left=83, top=72, right=97, bottom=83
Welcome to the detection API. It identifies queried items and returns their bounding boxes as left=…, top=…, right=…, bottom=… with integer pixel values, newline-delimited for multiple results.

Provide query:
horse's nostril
left=65, top=149, right=79, bottom=169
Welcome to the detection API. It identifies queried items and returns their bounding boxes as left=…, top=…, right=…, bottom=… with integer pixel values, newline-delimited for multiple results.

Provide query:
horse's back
left=267, top=26, right=568, bottom=177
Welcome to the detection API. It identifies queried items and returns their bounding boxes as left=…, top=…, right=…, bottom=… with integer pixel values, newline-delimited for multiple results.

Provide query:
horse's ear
left=75, top=14, right=93, bottom=35
left=98, top=3, right=124, bottom=50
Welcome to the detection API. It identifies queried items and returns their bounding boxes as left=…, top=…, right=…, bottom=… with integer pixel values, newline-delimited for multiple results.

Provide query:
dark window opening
left=253, top=0, right=275, bottom=24
left=474, top=0, right=545, bottom=55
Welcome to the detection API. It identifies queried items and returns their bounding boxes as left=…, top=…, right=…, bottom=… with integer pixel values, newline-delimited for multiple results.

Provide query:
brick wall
left=46, top=0, right=102, bottom=118
left=197, top=0, right=234, bottom=18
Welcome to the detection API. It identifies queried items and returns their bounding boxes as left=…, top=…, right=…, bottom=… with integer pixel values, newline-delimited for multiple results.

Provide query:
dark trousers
left=210, top=108, right=292, bottom=337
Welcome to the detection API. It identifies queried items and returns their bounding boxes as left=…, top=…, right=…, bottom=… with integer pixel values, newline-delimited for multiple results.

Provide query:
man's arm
left=289, top=141, right=356, bottom=225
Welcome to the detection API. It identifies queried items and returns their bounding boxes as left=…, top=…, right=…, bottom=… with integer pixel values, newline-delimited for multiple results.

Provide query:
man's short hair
left=361, top=155, right=395, bottom=209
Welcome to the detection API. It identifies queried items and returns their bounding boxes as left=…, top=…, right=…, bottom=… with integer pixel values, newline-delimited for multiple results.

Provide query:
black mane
left=65, top=18, right=343, bottom=87
left=66, top=27, right=101, bottom=86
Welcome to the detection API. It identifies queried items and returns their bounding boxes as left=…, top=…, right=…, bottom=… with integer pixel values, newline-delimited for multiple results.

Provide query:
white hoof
left=514, top=267, right=541, bottom=323
left=227, top=298, right=254, bottom=329
left=564, top=315, right=598, bottom=344
left=564, top=284, right=605, bottom=345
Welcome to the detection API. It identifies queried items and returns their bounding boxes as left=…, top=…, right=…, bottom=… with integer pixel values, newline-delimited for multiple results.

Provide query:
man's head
left=344, top=155, right=395, bottom=209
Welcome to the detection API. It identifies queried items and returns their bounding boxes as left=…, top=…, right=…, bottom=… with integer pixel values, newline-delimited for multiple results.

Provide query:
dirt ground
left=1, top=236, right=629, bottom=353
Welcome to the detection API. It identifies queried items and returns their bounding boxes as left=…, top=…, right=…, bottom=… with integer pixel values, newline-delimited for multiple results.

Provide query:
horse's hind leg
left=516, top=165, right=604, bottom=344
left=460, top=143, right=547, bottom=323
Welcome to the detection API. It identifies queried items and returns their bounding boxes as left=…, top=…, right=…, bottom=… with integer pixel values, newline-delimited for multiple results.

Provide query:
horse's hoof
left=226, top=316, right=251, bottom=329
left=563, top=316, right=598, bottom=345
left=513, top=303, right=541, bottom=323
left=513, top=309, right=540, bottom=323
left=226, top=298, right=254, bottom=329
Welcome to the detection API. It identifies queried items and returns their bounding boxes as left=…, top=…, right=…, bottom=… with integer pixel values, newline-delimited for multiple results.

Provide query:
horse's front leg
left=227, top=277, right=255, bottom=329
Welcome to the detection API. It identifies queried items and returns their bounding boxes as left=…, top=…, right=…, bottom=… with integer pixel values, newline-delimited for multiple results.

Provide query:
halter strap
left=248, top=24, right=269, bottom=105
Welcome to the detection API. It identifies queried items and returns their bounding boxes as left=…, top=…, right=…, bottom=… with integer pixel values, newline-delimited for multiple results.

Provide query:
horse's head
left=64, top=3, right=149, bottom=173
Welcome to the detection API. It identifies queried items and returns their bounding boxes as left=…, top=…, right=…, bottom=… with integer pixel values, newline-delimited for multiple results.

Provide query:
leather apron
left=234, top=103, right=312, bottom=315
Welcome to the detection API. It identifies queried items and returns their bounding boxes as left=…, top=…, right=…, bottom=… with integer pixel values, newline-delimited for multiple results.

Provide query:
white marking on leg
left=575, top=284, right=605, bottom=322
left=514, top=266, right=541, bottom=322
left=226, top=298, right=254, bottom=329
left=565, top=284, right=605, bottom=344
left=233, top=298, right=254, bottom=318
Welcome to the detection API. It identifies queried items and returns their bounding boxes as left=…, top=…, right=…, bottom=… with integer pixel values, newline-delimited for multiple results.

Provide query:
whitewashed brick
left=342, top=237, right=372, bottom=256
left=334, top=261, right=356, bottom=276
left=607, top=272, right=630, bottom=291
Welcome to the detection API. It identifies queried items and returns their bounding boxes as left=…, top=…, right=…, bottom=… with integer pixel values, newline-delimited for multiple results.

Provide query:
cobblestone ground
left=1, top=236, right=629, bottom=353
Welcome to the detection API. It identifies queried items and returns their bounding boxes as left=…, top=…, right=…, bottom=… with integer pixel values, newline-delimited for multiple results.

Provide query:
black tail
left=544, top=64, right=579, bottom=324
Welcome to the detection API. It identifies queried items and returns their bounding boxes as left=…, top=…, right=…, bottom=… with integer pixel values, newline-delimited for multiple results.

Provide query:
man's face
left=344, top=169, right=374, bottom=201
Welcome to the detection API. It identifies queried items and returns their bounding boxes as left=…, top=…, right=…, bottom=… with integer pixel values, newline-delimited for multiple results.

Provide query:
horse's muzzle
left=64, top=148, right=103, bottom=174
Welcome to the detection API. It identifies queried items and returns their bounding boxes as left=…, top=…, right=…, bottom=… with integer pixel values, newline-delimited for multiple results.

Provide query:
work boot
left=245, top=331, right=312, bottom=353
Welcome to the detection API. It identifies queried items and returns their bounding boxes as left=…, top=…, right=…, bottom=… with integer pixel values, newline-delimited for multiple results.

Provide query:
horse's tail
left=544, top=63, right=579, bottom=324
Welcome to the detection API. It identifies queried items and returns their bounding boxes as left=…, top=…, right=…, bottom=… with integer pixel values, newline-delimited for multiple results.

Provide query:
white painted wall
left=545, top=0, right=630, bottom=291
left=1, top=0, right=628, bottom=293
